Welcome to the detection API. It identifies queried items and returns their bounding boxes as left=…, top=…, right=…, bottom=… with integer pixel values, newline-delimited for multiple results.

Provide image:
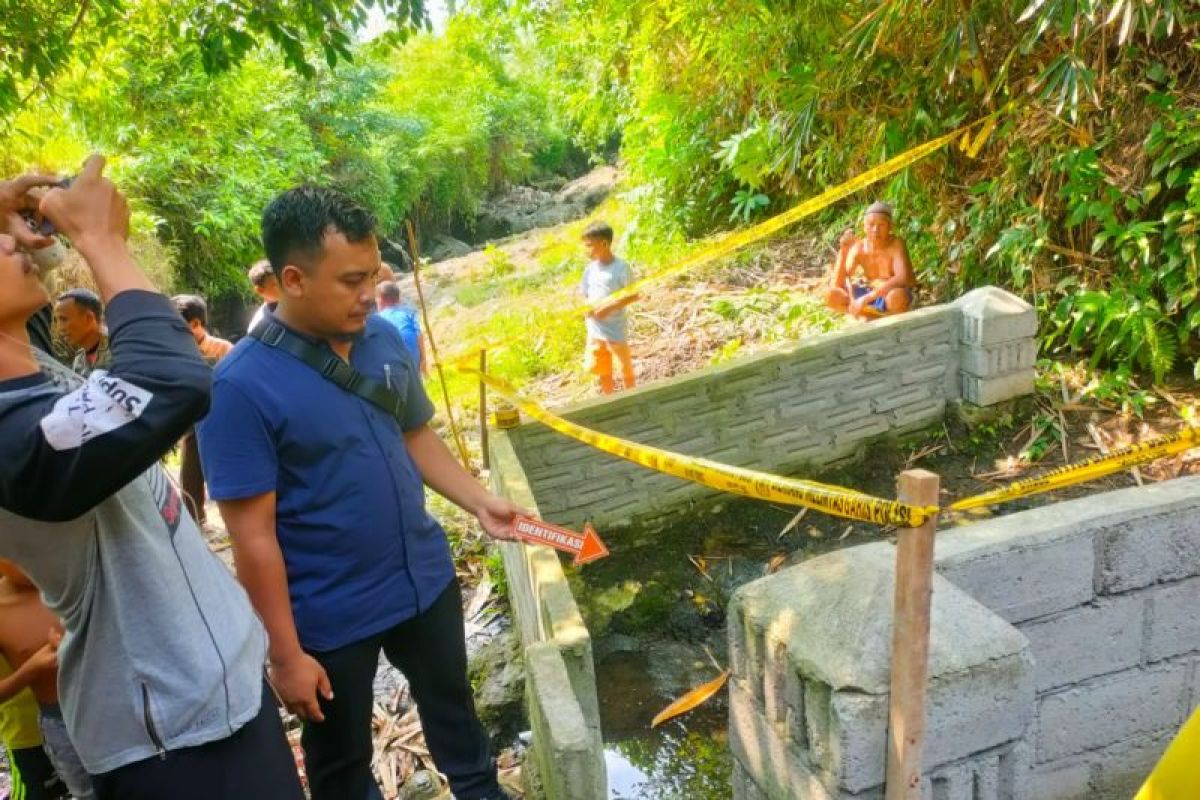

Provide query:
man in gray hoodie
left=0, top=157, right=303, bottom=799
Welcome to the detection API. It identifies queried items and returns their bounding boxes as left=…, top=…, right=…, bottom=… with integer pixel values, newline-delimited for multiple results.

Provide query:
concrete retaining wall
left=729, top=477, right=1200, bottom=799
left=506, top=286, right=1036, bottom=531
left=489, top=435, right=606, bottom=800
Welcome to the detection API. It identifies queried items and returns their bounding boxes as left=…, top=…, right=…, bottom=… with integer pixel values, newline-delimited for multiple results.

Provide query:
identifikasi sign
left=512, top=514, right=609, bottom=566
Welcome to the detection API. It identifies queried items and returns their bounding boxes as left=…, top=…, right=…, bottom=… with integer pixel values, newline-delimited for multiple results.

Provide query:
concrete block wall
left=934, top=476, right=1200, bottom=799
left=506, top=286, right=1036, bottom=532
left=488, top=435, right=606, bottom=800
left=729, top=477, right=1200, bottom=800
left=728, top=543, right=1034, bottom=800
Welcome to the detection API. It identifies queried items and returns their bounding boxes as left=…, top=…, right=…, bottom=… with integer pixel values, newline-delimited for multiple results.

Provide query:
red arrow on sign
left=511, top=515, right=610, bottom=566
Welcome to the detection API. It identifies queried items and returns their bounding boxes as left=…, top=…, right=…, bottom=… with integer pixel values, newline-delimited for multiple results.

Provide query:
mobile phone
left=21, top=176, right=74, bottom=236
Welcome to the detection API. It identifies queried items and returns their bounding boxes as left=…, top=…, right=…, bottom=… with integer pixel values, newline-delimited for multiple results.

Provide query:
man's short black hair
left=377, top=281, right=401, bottom=304
left=261, top=185, right=377, bottom=274
left=56, top=288, right=102, bottom=319
left=172, top=294, right=208, bottom=327
left=582, top=221, right=614, bottom=243
left=247, top=259, right=275, bottom=288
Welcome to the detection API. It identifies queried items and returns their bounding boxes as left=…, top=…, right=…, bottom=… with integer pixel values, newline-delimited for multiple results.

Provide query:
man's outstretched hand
left=475, top=494, right=524, bottom=542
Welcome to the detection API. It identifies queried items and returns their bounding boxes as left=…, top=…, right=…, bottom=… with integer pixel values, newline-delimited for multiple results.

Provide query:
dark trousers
left=90, top=681, right=303, bottom=800
left=179, top=429, right=206, bottom=525
left=303, top=579, right=500, bottom=800
left=10, top=745, right=69, bottom=800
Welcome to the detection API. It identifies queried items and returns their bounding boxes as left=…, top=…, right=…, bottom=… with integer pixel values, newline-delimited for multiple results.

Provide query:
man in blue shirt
left=375, top=280, right=426, bottom=373
left=198, top=186, right=520, bottom=800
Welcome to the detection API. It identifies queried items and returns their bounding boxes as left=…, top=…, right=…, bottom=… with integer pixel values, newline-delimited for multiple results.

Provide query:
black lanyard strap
left=249, top=320, right=406, bottom=423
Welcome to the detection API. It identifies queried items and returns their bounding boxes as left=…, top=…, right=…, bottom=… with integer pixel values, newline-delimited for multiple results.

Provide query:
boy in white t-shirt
left=579, top=221, right=639, bottom=394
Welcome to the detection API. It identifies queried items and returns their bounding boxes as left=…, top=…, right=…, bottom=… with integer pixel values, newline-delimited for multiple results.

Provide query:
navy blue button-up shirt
left=198, top=311, right=453, bottom=652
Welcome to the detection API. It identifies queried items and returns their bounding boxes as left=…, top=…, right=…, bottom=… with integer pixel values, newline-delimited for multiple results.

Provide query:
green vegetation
left=4, top=1, right=1199, bottom=389
left=2, top=4, right=574, bottom=299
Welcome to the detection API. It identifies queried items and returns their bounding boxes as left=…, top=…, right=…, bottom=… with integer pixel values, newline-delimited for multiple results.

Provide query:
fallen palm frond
left=650, top=670, right=731, bottom=728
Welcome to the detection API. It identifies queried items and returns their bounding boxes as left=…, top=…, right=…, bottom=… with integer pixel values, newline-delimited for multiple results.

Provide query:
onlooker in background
left=0, top=157, right=303, bottom=799
left=579, top=221, right=638, bottom=394
left=54, top=289, right=109, bottom=376
left=247, top=259, right=280, bottom=333
left=173, top=294, right=233, bottom=527
left=375, top=280, right=426, bottom=373
left=0, top=560, right=92, bottom=799
left=174, top=294, right=233, bottom=363
left=0, top=653, right=69, bottom=800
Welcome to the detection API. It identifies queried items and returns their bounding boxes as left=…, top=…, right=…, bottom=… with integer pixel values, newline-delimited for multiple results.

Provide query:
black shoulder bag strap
left=248, top=320, right=406, bottom=423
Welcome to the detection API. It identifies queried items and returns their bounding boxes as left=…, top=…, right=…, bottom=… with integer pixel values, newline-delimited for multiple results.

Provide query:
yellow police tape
left=463, top=366, right=937, bottom=528
left=466, top=361, right=1198, bottom=527
left=1135, top=704, right=1200, bottom=800
left=950, top=426, right=1200, bottom=512
left=447, top=112, right=1002, bottom=366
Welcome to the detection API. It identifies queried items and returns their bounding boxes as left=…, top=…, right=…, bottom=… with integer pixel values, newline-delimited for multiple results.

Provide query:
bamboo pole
left=404, top=220, right=473, bottom=472
left=885, top=469, right=940, bottom=800
left=478, top=349, right=489, bottom=470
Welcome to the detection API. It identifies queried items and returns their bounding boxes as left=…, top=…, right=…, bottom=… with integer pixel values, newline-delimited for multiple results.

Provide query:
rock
left=593, top=633, right=639, bottom=662
left=467, top=629, right=526, bottom=744
left=425, top=233, right=475, bottom=262
left=398, top=769, right=441, bottom=800
left=667, top=602, right=706, bottom=643
left=555, top=165, right=617, bottom=210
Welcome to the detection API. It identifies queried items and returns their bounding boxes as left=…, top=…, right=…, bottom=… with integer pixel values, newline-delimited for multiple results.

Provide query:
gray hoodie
left=0, top=291, right=267, bottom=774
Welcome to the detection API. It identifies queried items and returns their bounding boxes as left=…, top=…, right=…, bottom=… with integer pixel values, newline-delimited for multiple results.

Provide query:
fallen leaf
left=651, top=670, right=731, bottom=728
left=806, top=525, right=824, bottom=539
left=765, top=554, right=787, bottom=574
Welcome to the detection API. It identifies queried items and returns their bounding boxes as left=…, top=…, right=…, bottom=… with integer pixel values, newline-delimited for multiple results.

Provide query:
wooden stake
left=405, top=220, right=473, bottom=472
left=886, top=469, right=940, bottom=800
left=478, top=349, right=489, bottom=470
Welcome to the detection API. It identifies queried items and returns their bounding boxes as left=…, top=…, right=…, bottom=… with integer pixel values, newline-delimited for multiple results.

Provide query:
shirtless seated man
left=826, top=201, right=914, bottom=319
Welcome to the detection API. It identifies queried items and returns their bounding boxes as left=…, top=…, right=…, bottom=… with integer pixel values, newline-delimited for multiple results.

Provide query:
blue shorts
left=852, top=285, right=913, bottom=312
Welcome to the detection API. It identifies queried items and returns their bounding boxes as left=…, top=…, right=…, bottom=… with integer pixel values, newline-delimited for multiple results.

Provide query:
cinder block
left=920, top=340, right=955, bottom=361
left=1036, top=664, right=1189, bottom=762
left=836, top=379, right=900, bottom=405
left=960, top=338, right=1037, bottom=377
left=828, top=691, right=888, bottom=793
left=924, top=653, right=1035, bottom=774
left=937, top=527, right=1096, bottom=624
left=1146, top=577, right=1200, bottom=662
left=763, top=640, right=802, bottom=736
left=956, top=286, right=1037, bottom=346
left=733, top=759, right=773, bottom=800
left=860, top=346, right=926, bottom=374
left=729, top=680, right=841, bottom=800
left=900, top=361, right=956, bottom=388
left=837, top=328, right=899, bottom=359
left=871, top=385, right=934, bottom=414
left=747, top=380, right=809, bottom=407
left=890, top=397, right=948, bottom=433
left=832, top=416, right=892, bottom=447
left=960, top=368, right=1036, bottom=406
left=882, top=307, right=958, bottom=342
left=1099, top=515, right=1200, bottom=594
left=806, top=362, right=867, bottom=392
left=1030, top=758, right=1095, bottom=800
left=775, top=394, right=839, bottom=424
left=1090, top=727, right=1174, bottom=800
left=823, top=400, right=873, bottom=428
left=1020, top=595, right=1144, bottom=691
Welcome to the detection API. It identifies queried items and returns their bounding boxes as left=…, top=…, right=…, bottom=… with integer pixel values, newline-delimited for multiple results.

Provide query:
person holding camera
left=0, top=157, right=304, bottom=799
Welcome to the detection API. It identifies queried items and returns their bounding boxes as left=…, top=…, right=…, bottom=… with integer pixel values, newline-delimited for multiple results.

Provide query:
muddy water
left=570, top=494, right=884, bottom=799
